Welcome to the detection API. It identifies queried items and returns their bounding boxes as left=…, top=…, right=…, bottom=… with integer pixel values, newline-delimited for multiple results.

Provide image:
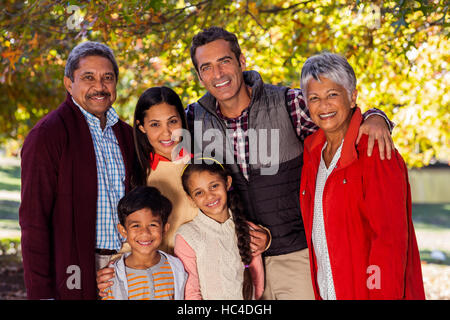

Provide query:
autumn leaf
left=1, top=49, right=22, bottom=70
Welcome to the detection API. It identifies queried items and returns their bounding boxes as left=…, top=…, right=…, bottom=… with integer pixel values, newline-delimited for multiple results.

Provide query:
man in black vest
left=186, top=27, right=394, bottom=299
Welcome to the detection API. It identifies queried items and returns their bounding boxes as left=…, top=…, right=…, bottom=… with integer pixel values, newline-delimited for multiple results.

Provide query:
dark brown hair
left=117, top=186, right=172, bottom=227
left=131, top=86, right=188, bottom=188
left=190, top=26, right=242, bottom=74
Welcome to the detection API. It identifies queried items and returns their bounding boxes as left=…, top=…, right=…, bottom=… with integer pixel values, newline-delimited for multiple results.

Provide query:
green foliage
left=0, top=238, right=20, bottom=256
left=0, top=0, right=448, bottom=167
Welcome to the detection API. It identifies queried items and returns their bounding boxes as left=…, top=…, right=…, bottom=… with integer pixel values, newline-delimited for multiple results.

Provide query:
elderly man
left=186, top=27, right=395, bottom=300
left=19, top=42, right=134, bottom=299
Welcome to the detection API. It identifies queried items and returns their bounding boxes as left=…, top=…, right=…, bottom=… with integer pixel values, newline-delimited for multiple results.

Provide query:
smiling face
left=63, top=55, right=117, bottom=120
left=118, top=208, right=169, bottom=261
left=194, top=39, right=247, bottom=105
left=186, top=170, right=232, bottom=223
left=138, top=102, right=183, bottom=160
left=306, top=76, right=357, bottom=138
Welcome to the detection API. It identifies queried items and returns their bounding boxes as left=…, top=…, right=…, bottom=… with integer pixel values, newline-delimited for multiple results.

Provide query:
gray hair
left=300, top=52, right=356, bottom=101
left=64, top=41, right=119, bottom=81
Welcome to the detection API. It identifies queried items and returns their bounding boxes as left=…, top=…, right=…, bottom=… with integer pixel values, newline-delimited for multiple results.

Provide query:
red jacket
left=19, top=94, right=134, bottom=299
left=300, top=108, right=425, bottom=300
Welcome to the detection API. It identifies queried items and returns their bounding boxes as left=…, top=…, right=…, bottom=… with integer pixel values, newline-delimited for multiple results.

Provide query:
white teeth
left=160, top=140, right=173, bottom=145
left=215, top=80, right=230, bottom=87
left=319, top=112, right=337, bottom=119
left=138, top=240, right=152, bottom=245
left=207, top=200, right=219, bottom=207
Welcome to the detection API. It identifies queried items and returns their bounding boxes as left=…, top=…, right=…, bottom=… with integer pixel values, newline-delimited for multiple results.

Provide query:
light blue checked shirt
left=74, top=98, right=125, bottom=251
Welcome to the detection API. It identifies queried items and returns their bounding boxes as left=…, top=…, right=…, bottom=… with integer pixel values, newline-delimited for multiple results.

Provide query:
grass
left=419, top=249, right=450, bottom=266
left=0, top=200, right=20, bottom=221
left=0, top=219, right=20, bottom=231
left=0, top=162, right=21, bottom=238
left=410, top=203, right=450, bottom=230
left=0, top=165, right=20, bottom=192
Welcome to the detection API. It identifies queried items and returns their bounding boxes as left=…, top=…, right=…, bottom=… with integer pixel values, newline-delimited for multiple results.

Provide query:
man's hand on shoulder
left=357, top=114, right=394, bottom=160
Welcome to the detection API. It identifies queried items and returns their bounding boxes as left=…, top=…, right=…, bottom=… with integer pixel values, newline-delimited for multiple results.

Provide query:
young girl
left=174, top=159, right=264, bottom=300
left=132, top=86, right=197, bottom=254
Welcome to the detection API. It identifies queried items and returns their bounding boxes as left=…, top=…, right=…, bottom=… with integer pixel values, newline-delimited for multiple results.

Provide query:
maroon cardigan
left=19, top=94, right=134, bottom=299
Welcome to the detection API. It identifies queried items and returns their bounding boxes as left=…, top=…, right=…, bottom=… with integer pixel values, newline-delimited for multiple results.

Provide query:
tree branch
left=258, top=0, right=316, bottom=14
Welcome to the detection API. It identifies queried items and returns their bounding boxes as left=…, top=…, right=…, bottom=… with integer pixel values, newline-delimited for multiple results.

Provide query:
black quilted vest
left=187, top=71, right=307, bottom=256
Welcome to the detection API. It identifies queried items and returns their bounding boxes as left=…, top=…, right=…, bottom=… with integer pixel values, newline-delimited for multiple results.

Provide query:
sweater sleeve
left=174, top=234, right=202, bottom=300
left=362, top=108, right=395, bottom=132
left=19, top=123, right=61, bottom=299
left=361, top=141, right=409, bottom=299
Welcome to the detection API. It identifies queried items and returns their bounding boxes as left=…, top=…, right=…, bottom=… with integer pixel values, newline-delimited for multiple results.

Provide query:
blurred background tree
left=0, top=0, right=448, bottom=167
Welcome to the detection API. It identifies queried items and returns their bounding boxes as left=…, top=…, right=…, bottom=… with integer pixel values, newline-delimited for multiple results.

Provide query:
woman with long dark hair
left=131, top=86, right=197, bottom=253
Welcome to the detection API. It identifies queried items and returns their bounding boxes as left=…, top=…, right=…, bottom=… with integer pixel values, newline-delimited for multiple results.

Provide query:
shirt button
left=302, top=190, right=306, bottom=195
left=343, top=179, right=347, bottom=184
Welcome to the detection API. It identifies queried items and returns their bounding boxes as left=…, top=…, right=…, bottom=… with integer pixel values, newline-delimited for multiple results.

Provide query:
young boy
left=102, top=186, right=187, bottom=300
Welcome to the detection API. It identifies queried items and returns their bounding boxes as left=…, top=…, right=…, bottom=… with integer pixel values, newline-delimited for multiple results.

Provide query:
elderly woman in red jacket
left=299, top=52, right=425, bottom=300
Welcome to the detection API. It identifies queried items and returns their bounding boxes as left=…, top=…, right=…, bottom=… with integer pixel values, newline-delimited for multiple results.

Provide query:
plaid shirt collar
left=72, top=96, right=119, bottom=129
left=216, top=105, right=249, bottom=123
left=214, top=93, right=250, bottom=123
